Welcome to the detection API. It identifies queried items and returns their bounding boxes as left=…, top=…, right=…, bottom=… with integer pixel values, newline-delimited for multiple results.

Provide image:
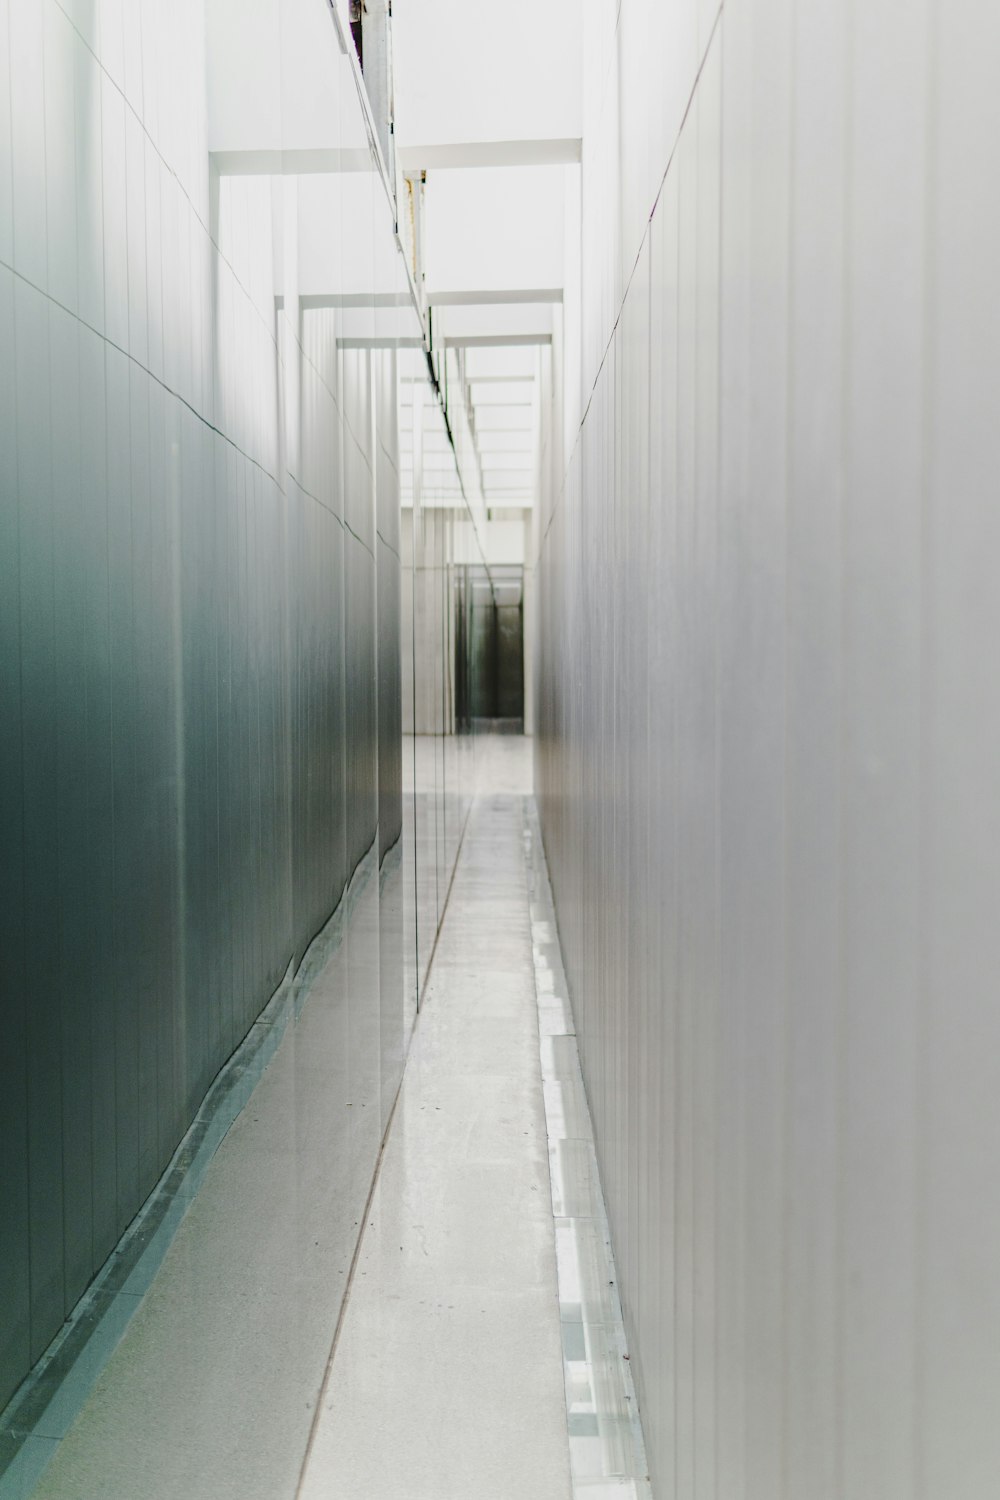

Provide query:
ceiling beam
left=211, top=148, right=373, bottom=175
left=397, top=138, right=581, bottom=170
left=444, top=334, right=551, bottom=348
left=427, top=288, right=563, bottom=307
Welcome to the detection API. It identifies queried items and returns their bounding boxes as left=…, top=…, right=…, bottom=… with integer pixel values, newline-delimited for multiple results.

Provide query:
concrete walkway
left=299, top=738, right=572, bottom=1497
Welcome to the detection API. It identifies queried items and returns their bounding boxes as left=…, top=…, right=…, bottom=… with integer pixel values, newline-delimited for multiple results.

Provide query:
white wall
left=537, top=1, right=1000, bottom=1496
left=423, top=166, right=566, bottom=295
left=392, top=0, right=580, bottom=148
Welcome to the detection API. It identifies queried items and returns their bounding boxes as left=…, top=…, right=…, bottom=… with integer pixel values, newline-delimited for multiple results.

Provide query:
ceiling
left=391, top=0, right=581, bottom=514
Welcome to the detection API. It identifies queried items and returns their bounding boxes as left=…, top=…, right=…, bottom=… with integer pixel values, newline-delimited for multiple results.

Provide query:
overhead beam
left=211, top=147, right=374, bottom=176
left=397, top=139, right=582, bottom=170
left=466, top=374, right=537, bottom=384
left=338, top=337, right=425, bottom=349
left=444, top=334, right=551, bottom=348
left=278, top=293, right=416, bottom=311
left=302, top=292, right=415, bottom=309
left=427, top=288, right=563, bottom=307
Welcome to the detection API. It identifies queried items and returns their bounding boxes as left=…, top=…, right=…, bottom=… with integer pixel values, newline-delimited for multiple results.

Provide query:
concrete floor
left=299, top=738, right=571, bottom=1498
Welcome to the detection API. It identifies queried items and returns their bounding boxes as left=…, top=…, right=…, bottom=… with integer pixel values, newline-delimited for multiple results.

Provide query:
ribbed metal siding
left=537, top=1, right=1000, bottom=1496
left=0, top=3, right=410, bottom=1415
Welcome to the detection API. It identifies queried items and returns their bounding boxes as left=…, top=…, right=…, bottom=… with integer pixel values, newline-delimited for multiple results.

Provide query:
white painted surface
left=453, top=519, right=526, bottom=567
left=423, top=166, right=567, bottom=296
left=537, top=0, right=1000, bottom=1497
left=392, top=0, right=580, bottom=150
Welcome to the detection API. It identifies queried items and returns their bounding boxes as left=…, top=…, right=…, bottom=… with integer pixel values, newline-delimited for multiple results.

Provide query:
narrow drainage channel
left=525, top=799, right=654, bottom=1499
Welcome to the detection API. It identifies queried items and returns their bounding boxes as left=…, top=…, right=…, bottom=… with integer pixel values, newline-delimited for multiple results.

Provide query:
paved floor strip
left=299, top=741, right=573, bottom=1499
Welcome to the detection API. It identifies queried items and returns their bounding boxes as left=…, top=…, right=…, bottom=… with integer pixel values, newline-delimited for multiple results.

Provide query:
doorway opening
left=454, top=565, right=524, bottom=733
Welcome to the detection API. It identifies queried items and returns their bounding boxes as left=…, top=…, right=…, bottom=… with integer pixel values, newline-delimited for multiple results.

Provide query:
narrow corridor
left=16, top=740, right=648, bottom=1500
left=4, top=0, right=1000, bottom=1492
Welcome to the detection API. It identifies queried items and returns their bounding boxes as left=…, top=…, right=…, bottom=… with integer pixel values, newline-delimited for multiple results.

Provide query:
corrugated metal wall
left=0, top=0, right=414, bottom=1414
left=536, top=0, right=1000, bottom=1495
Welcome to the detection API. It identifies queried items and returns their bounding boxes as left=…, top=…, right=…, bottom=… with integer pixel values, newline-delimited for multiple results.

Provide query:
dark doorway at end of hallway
left=455, top=564, right=524, bottom=732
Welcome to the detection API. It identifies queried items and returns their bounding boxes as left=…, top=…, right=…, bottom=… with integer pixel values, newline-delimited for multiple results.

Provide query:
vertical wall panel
left=921, top=5, right=1000, bottom=1496
left=537, top=0, right=1000, bottom=1494
left=739, top=5, right=792, bottom=1493
left=0, top=0, right=12, bottom=268
left=50, top=303, right=92, bottom=1313
left=80, top=321, right=118, bottom=1274
left=0, top=262, right=30, bottom=1403
left=15, top=278, right=64, bottom=1362
left=0, top=0, right=423, bottom=1417
left=713, top=10, right=751, bottom=1492
left=8, top=0, right=46, bottom=289
left=674, top=115, right=698, bottom=1500
left=781, top=0, right=846, bottom=1492
left=840, top=0, right=926, bottom=1491
left=691, top=51, right=720, bottom=1500
left=107, top=337, right=140, bottom=1239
